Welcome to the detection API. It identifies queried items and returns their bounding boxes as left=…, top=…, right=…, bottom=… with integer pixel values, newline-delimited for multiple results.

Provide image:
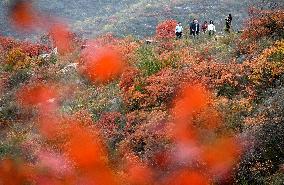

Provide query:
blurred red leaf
left=166, top=170, right=210, bottom=185
left=38, top=115, right=61, bottom=139
left=64, top=123, right=117, bottom=185
left=0, top=159, right=34, bottom=185
left=65, top=124, right=104, bottom=169
left=49, top=24, right=74, bottom=54
left=80, top=46, right=124, bottom=83
left=172, top=84, right=209, bottom=121
left=202, top=137, right=241, bottom=175
left=9, top=0, right=39, bottom=30
left=123, top=154, right=153, bottom=185
left=171, top=84, right=209, bottom=143
left=17, top=83, right=58, bottom=107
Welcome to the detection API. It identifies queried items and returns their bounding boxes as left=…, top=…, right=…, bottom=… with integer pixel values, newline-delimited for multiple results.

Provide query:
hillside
left=0, top=0, right=251, bottom=39
left=0, top=1, right=284, bottom=184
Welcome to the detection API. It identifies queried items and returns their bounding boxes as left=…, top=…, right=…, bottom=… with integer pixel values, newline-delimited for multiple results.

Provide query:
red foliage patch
left=0, top=36, right=50, bottom=57
left=156, top=20, right=178, bottom=39
left=95, top=112, right=123, bottom=141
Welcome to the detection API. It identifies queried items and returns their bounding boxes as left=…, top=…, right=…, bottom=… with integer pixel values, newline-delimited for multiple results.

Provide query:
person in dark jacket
left=225, top=14, right=233, bottom=33
left=228, top=14, right=233, bottom=23
left=190, top=19, right=200, bottom=38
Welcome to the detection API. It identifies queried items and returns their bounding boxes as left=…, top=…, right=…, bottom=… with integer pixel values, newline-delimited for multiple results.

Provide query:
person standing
left=190, top=19, right=200, bottom=38
left=175, top=22, right=183, bottom=39
left=208, top=20, right=216, bottom=36
left=228, top=14, right=233, bottom=24
left=201, top=21, right=208, bottom=34
left=225, top=14, right=232, bottom=33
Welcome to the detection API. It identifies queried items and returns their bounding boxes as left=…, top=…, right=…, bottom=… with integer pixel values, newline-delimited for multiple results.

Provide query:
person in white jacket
left=175, top=22, right=183, bottom=39
left=207, top=20, right=216, bottom=36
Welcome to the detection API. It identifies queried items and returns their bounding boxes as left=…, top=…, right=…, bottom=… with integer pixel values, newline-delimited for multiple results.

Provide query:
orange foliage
left=121, top=68, right=180, bottom=110
left=0, top=36, right=50, bottom=57
left=239, top=8, right=284, bottom=55
left=5, top=47, right=31, bottom=70
left=115, top=38, right=140, bottom=65
left=244, top=40, right=284, bottom=86
left=242, top=8, right=284, bottom=41
left=119, top=67, right=140, bottom=91
left=192, top=107, right=222, bottom=130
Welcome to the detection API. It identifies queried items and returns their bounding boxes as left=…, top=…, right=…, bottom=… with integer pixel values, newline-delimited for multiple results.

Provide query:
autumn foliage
left=1, top=1, right=284, bottom=185
left=239, top=8, right=284, bottom=55
left=156, top=20, right=177, bottom=39
left=242, top=8, right=284, bottom=41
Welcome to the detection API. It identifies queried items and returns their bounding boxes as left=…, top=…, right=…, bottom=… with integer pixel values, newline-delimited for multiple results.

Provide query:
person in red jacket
left=201, top=21, right=208, bottom=34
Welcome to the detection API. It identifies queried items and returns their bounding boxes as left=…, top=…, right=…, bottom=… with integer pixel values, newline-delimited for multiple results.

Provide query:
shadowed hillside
left=0, top=0, right=252, bottom=39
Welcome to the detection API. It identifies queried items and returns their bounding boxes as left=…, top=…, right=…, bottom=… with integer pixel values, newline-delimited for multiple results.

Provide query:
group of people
left=175, top=14, right=233, bottom=39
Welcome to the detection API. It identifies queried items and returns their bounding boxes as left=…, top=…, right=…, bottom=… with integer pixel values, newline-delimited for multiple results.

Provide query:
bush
left=217, top=83, right=239, bottom=99
left=235, top=86, right=284, bottom=184
left=5, top=48, right=31, bottom=71
left=155, top=19, right=177, bottom=39
left=235, top=122, right=284, bottom=184
left=6, top=69, right=31, bottom=89
left=137, top=45, right=162, bottom=76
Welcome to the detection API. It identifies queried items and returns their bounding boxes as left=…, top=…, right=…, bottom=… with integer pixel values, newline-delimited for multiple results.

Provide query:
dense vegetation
left=0, top=0, right=284, bottom=184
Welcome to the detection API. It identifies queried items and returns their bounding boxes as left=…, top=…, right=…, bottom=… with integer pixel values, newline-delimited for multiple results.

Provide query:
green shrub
left=217, top=83, right=239, bottom=99
left=137, top=45, right=161, bottom=76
